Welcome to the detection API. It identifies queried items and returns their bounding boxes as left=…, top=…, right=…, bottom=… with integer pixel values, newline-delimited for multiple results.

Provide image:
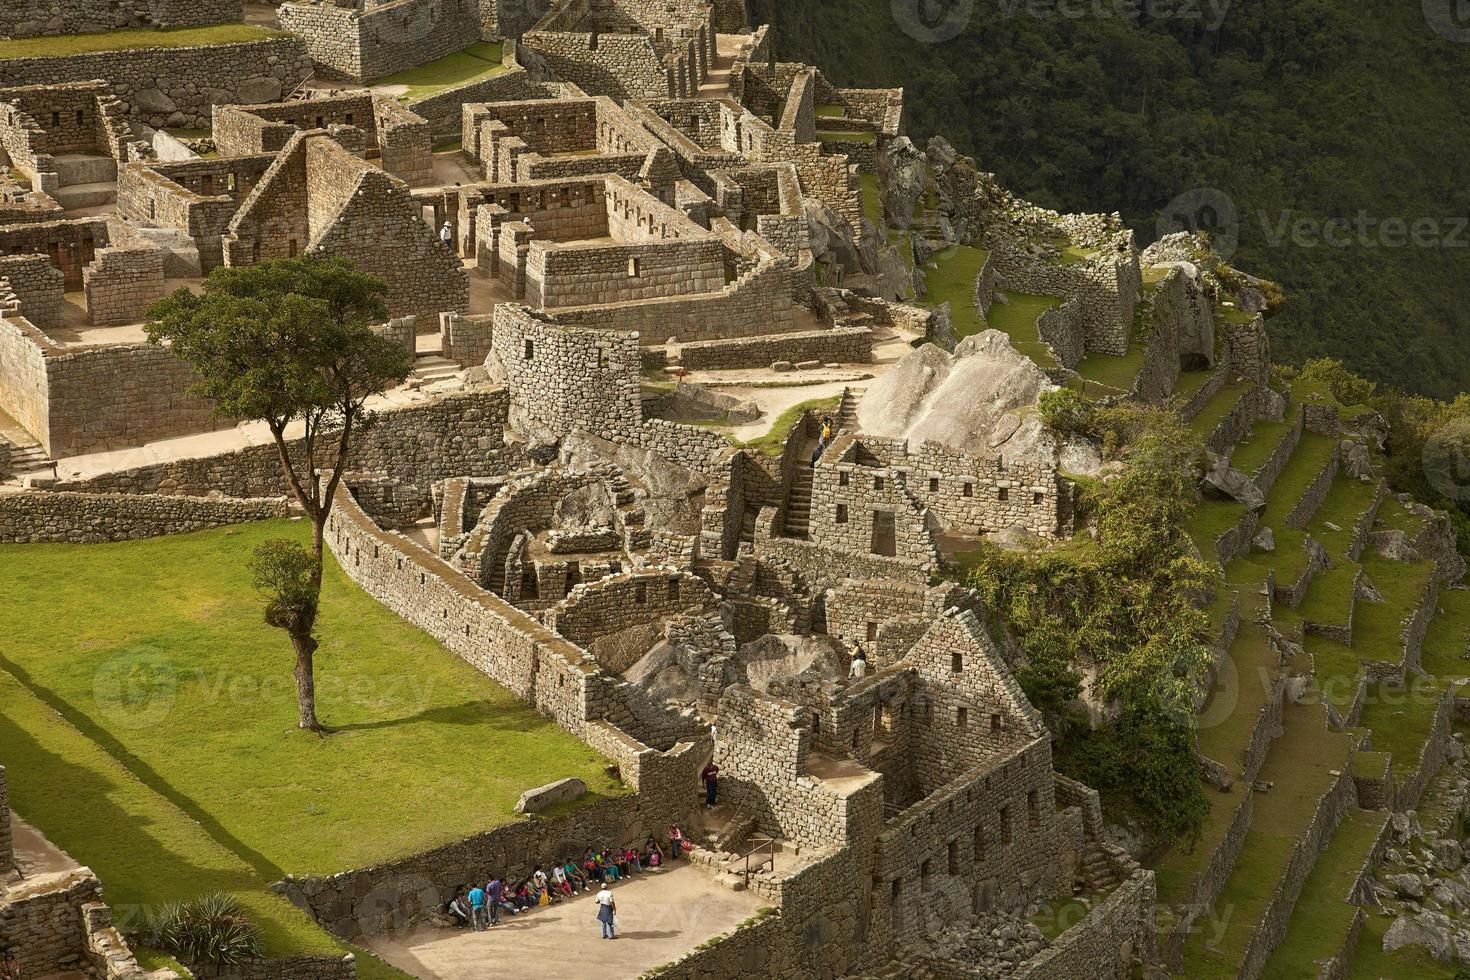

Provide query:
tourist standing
left=596, top=882, right=618, bottom=940
left=850, top=645, right=868, bottom=680
left=702, top=760, right=721, bottom=808
left=439, top=220, right=453, bottom=249
left=467, top=882, right=487, bottom=931
left=485, top=875, right=503, bottom=925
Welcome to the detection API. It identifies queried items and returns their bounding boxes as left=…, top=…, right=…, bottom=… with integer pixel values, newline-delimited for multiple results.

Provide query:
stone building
left=0, top=80, right=147, bottom=208
left=222, top=133, right=468, bottom=324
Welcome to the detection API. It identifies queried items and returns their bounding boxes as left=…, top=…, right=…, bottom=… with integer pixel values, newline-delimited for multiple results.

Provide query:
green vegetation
left=0, top=520, right=624, bottom=875
left=983, top=292, right=1060, bottom=367
left=1258, top=809, right=1386, bottom=979
left=816, top=130, right=876, bottom=143
left=738, top=396, right=841, bottom=455
left=965, top=406, right=1213, bottom=843
left=374, top=41, right=506, bottom=101
left=0, top=24, right=281, bottom=59
left=751, top=0, right=1470, bottom=399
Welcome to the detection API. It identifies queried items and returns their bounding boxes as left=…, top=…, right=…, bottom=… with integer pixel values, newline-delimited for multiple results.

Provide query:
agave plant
left=145, top=893, right=263, bottom=971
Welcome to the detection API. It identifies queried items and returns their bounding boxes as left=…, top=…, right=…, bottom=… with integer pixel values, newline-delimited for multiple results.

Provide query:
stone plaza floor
left=366, top=863, right=765, bottom=980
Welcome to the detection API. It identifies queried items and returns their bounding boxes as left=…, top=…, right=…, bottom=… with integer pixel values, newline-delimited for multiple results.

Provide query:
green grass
left=0, top=520, right=624, bottom=875
left=0, top=24, right=281, bottom=59
left=982, top=291, right=1060, bottom=367
left=860, top=172, right=880, bottom=226
left=1353, top=555, right=1435, bottom=660
left=1190, top=497, right=1247, bottom=566
left=1348, top=909, right=1457, bottom=979
left=1179, top=700, right=1355, bottom=977
left=1230, top=415, right=1296, bottom=480
left=1260, top=432, right=1338, bottom=529
left=1307, top=478, right=1381, bottom=559
left=1196, top=621, right=1280, bottom=773
left=373, top=41, right=506, bottom=99
left=1376, top=494, right=1429, bottom=538
left=920, top=244, right=988, bottom=325
left=0, top=667, right=352, bottom=962
left=814, top=103, right=845, bottom=117
left=1259, top=808, right=1385, bottom=980
left=1072, top=346, right=1146, bottom=395
left=1029, top=896, right=1092, bottom=939
left=1359, top=677, right=1450, bottom=767
left=1297, top=563, right=1359, bottom=633
left=818, top=130, right=877, bottom=143
left=1420, top=586, right=1470, bottom=677
left=737, top=396, right=840, bottom=456
left=1188, top=381, right=1249, bottom=440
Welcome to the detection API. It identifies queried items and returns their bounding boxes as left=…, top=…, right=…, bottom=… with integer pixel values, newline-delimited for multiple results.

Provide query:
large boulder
left=1200, top=455, right=1266, bottom=510
left=877, top=136, right=927, bottom=230
left=1384, top=910, right=1455, bottom=962
left=856, top=331, right=1055, bottom=462
left=515, top=777, right=587, bottom=814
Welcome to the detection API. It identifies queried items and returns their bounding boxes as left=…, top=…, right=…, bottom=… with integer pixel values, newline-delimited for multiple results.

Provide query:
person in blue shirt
left=467, top=884, right=488, bottom=931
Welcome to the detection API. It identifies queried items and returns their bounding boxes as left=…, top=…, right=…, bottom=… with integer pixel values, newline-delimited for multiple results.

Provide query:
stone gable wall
left=0, top=254, right=66, bottom=329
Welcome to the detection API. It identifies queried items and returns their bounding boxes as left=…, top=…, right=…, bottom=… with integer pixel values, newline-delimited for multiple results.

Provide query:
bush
left=145, top=893, right=263, bottom=969
left=1038, top=387, right=1096, bottom=439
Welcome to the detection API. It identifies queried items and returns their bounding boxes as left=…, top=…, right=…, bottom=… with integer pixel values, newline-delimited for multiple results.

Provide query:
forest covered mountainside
left=751, top=0, right=1470, bottom=397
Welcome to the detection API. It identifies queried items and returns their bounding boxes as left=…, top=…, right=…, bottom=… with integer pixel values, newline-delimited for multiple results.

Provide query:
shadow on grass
left=330, top=701, right=504, bottom=732
left=0, top=651, right=284, bottom=882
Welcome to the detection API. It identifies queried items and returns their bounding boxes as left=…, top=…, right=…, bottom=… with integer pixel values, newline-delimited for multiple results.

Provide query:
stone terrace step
left=1177, top=696, right=1356, bottom=979
left=1257, top=807, right=1387, bottom=980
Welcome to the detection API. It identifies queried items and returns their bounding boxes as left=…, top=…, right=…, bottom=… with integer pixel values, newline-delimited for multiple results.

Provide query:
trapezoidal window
left=629, top=257, right=641, bottom=277
left=523, top=339, right=534, bottom=360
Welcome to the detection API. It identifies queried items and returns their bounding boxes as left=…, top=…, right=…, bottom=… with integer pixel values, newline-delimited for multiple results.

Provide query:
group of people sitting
left=444, top=825, right=695, bottom=930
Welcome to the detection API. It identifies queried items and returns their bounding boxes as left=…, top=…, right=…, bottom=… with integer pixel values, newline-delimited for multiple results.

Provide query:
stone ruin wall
left=490, top=304, right=641, bottom=440
left=55, top=389, right=513, bottom=499
left=116, top=155, right=276, bottom=268
left=992, top=244, right=1141, bottom=358
left=0, top=489, right=290, bottom=544
left=546, top=569, right=716, bottom=650
left=0, top=37, right=315, bottom=131
left=0, top=253, right=66, bottom=328
left=676, top=325, right=872, bottom=371
left=0, top=0, right=241, bottom=38
left=279, top=0, right=483, bottom=83
left=0, top=764, right=11, bottom=876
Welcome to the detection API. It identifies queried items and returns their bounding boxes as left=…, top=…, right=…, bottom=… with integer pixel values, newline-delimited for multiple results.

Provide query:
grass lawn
left=1376, top=494, right=1429, bottom=538
left=814, top=103, right=845, bottom=117
left=1180, top=699, right=1355, bottom=977
left=1187, top=381, right=1248, bottom=440
left=1258, top=808, right=1386, bottom=980
left=1230, top=414, right=1296, bottom=480
left=1307, top=477, right=1381, bottom=559
left=374, top=41, right=506, bottom=100
left=1189, top=497, right=1246, bottom=566
left=0, top=24, right=281, bottom=58
left=1260, top=432, right=1338, bottom=529
left=1420, top=585, right=1470, bottom=677
left=1359, top=677, right=1451, bottom=766
left=0, top=520, right=623, bottom=876
left=1072, top=347, right=1145, bottom=396
left=1173, top=366, right=1220, bottom=408
left=1353, top=555, right=1435, bottom=659
left=1298, top=563, right=1359, bottom=633
left=982, top=291, right=1060, bottom=367
left=860, top=172, right=881, bottom=226
left=1196, top=622, right=1280, bottom=772
left=818, top=130, right=876, bottom=143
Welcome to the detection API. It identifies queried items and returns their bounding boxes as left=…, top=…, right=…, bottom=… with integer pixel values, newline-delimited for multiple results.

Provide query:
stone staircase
left=783, top=467, right=813, bottom=539
left=409, top=354, right=461, bottom=385
left=836, top=386, right=861, bottom=433
left=2, top=435, right=52, bottom=482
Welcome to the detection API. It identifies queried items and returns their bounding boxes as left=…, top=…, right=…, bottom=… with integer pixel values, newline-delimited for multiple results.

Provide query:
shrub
left=1038, top=387, right=1096, bottom=439
left=145, top=893, right=263, bottom=969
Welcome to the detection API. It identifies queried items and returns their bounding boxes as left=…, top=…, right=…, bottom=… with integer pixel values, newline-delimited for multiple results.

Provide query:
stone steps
left=783, top=469, right=813, bottom=539
left=54, top=181, right=115, bottom=210
left=410, top=354, right=460, bottom=383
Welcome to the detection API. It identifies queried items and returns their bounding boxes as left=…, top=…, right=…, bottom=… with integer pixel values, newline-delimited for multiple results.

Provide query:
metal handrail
left=740, top=836, right=776, bottom=884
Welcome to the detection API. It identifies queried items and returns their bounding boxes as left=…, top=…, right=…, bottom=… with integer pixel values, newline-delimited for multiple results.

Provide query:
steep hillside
left=752, top=0, right=1470, bottom=398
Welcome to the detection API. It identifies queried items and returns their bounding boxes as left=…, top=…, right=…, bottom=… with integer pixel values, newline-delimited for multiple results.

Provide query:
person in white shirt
left=596, top=882, right=617, bottom=939
left=439, top=221, right=453, bottom=249
left=849, top=645, right=868, bottom=679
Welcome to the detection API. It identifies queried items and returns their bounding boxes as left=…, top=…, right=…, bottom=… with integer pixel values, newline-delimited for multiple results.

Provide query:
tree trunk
left=291, top=628, right=323, bottom=732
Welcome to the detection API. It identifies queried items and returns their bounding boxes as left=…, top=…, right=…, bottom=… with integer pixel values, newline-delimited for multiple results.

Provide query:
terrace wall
left=0, top=0, right=241, bottom=38
left=0, top=37, right=314, bottom=131
left=278, top=0, right=483, bottom=83
left=0, top=489, right=289, bottom=543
